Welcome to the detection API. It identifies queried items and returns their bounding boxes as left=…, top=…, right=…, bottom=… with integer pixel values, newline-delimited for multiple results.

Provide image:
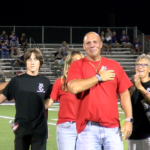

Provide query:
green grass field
left=0, top=103, right=128, bottom=150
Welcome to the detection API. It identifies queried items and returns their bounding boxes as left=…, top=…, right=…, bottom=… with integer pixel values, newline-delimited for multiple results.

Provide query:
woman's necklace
left=88, top=57, right=102, bottom=74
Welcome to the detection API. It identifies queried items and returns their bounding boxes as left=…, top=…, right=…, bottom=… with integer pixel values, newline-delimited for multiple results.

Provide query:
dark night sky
left=1, top=0, right=150, bottom=34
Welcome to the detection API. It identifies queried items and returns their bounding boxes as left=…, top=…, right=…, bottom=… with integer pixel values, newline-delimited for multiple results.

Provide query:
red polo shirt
left=67, top=57, right=133, bottom=133
left=50, top=78, right=76, bottom=125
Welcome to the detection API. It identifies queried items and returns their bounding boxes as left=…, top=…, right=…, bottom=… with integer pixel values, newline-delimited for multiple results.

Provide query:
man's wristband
left=95, top=74, right=101, bottom=82
left=125, top=118, right=133, bottom=123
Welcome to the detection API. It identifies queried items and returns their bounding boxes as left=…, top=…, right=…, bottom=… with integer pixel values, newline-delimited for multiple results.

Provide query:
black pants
left=15, top=134, right=47, bottom=150
left=14, top=125, right=47, bottom=150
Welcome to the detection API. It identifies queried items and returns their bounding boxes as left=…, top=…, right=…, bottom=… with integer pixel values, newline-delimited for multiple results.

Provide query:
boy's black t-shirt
left=129, top=81, right=150, bottom=140
left=2, top=73, right=51, bottom=139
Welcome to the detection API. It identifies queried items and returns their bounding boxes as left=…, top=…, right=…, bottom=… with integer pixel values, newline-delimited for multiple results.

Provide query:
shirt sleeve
left=67, top=60, right=83, bottom=82
left=44, top=80, right=51, bottom=100
left=116, top=63, right=133, bottom=94
left=50, top=79, right=60, bottom=101
left=2, top=77, right=18, bottom=100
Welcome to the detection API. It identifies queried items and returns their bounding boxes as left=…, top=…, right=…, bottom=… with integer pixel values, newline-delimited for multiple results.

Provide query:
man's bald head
left=83, top=32, right=103, bottom=60
left=83, top=32, right=101, bottom=43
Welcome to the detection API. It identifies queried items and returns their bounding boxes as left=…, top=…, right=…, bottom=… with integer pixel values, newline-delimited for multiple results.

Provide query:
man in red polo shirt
left=67, top=32, right=133, bottom=150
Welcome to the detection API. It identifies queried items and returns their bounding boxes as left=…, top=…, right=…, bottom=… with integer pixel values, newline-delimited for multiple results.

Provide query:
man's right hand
left=98, top=66, right=115, bottom=81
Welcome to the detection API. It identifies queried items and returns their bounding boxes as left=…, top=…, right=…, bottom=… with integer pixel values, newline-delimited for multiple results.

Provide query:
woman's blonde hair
left=61, top=50, right=84, bottom=92
left=62, top=41, right=67, bottom=46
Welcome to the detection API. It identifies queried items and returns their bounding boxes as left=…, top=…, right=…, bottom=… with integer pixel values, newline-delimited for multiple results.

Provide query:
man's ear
left=100, top=41, right=103, bottom=49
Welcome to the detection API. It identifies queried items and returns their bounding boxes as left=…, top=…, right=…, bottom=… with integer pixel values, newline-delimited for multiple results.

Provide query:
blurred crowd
left=100, top=28, right=142, bottom=55
left=0, top=31, right=28, bottom=59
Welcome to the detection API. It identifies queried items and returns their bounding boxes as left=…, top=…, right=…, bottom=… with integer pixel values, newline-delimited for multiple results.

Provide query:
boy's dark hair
left=24, top=48, right=44, bottom=67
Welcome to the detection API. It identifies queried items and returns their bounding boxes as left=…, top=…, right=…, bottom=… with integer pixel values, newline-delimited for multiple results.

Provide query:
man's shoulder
left=103, top=57, right=120, bottom=66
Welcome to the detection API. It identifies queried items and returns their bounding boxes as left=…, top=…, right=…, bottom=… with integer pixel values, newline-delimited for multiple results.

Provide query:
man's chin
left=30, top=70, right=36, bottom=73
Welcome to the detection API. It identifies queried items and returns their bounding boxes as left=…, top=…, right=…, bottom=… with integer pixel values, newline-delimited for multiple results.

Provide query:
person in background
left=61, top=41, right=69, bottom=56
left=105, top=28, right=112, bottom=54
left=10, top=44, right=19, bottom=57
left=45, top=50, right=84, bottom=150
left=120, top=30, right=132, bottom=48
left=0, top=41, right=10, bottom=59
left=112, top=31, right=120, bottom=48
left=9, top=31, right=19, bottom=57
left=128, top=54, right=150, bottom=150
left=20, top=33, right=28, bottom=51
left=9, top=31, right=19, bottom=47
left=54, top=48, right=65, bottom=66
left=19, top=51, right=25, bottom=67
left=100, top=31, right=109, bottom=55
left=131, top=38, right=142, bottom=55
left=0, top=31, right=8, bottom=45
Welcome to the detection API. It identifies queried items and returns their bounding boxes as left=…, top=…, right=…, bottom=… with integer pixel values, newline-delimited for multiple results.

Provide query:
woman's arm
left=134, top=74, right=150, bottom=103
left=0, top=82, right=9, bottom=94
left=45, top=98, right=54, bottom=109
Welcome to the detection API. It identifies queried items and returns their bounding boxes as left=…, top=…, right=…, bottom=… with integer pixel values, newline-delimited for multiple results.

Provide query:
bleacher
left=0, top=44, right=138, bottom=84
left=39, top=44, right=138, bottom=81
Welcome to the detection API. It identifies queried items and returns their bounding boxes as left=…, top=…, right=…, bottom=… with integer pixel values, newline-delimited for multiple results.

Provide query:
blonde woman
left=128, top=54, right=150, bottom=150
left=45, top=50, right=84, bottom=150
left=61, top=41, right=69, bottom=56
left=100, top=31, right=109, bottom=54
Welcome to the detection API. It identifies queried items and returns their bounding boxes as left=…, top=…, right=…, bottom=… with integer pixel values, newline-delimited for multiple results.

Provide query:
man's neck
left=86, top=55, right=101, bottom=61
left=26, top=70, right=39, bottom=76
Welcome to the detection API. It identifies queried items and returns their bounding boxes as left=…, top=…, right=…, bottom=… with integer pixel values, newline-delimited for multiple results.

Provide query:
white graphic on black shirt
left=37, top=83, right=45, bottom=93
left=141, top=87, right=150, bottom=122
